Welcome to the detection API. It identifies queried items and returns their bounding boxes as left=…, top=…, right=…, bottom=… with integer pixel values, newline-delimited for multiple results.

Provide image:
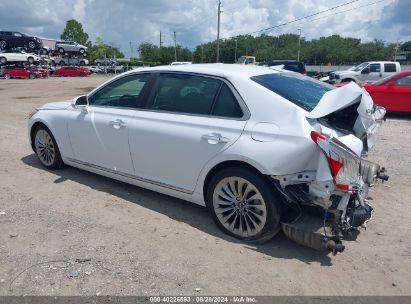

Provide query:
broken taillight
left=311, top=131, right=362, bottom=191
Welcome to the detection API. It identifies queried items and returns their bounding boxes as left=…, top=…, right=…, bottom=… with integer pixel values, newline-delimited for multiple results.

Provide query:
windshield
left=251, top=73, right=334, bottom=112
left=352, top=62, right=369, bottom=72
left=237, top=57, right=246, bottom=64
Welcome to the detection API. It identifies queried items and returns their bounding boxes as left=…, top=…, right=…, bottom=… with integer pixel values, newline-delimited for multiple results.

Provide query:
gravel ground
left=0, top=76, right=410, bottom=296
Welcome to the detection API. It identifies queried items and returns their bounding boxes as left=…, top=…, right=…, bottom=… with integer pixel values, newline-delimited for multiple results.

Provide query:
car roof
left=126, top=63, right=279, bottom=79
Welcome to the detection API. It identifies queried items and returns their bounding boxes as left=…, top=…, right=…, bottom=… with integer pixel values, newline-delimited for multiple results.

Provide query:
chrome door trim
left=66, top=157, right=193, bottom=194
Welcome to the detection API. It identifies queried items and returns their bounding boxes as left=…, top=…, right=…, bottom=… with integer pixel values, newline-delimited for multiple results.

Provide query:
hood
left=38, top=100, right=72, bottom=110
left=307, top=82, right=386, bottom=149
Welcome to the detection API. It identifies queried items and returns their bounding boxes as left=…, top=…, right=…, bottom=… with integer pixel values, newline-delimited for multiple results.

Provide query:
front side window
left=369, top=64, right=381, bottom=73
left=89, top=74, right=150, bottom=108
left=251, top=72, right=334, bottom=112
left=384, top=63, right=396, bottom=73
left=395, top=75, right=411, bottom=86
left=146, top=73, right=221, bottom=115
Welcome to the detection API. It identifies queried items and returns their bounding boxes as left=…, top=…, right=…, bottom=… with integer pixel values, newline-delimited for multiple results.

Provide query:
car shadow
left=21, top=153, right=334, bottom=266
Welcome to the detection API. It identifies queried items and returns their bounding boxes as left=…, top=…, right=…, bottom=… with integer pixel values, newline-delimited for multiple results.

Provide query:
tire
left=79, top=48, right=85, bottom=54
left=58, top=48, right=64, bottom=54
left=27, top=57, right=34, bottom=64
left=27, top=41, right=36, bottom=49
left=341, top=78, right=355, bottom=83
left=0, top=57, right=6, bottom=64
left=29, top=73, right=35, bottom=79
left=0, top=40, right=7, bottom=50
left=33, top=125, right=63, bottom=169
left=206, top=167, right=283, bottom=243
left=79, top=72, right=85, bottom=77
left=4, top=73, right=11, bottom=79
left=97, top=62, right=101, bottom=66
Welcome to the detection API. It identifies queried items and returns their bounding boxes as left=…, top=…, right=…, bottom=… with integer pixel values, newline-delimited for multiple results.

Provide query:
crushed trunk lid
left=307, top=82, right=386, bottom=149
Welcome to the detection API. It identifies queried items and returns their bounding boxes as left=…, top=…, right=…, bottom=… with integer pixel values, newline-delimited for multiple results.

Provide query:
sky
left=0, top=0, right=410, bottom=56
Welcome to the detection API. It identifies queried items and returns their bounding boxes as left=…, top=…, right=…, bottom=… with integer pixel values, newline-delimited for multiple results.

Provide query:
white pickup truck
left=329, top=61, right=401, bottom=84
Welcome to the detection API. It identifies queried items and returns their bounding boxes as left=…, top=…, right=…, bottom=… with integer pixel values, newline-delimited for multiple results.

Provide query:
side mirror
left=361, top=68, right=370, bottom=74
left=72, top=95, right=88, bottom=111
left=387, top=81, right=395, bottom=88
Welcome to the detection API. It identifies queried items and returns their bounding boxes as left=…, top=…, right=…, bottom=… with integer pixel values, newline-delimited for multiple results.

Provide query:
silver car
left=55, top=41, right=88, bottom=54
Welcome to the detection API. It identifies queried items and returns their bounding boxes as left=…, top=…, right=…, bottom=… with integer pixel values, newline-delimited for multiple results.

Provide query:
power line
left=229, top=0, right=361, bottom=38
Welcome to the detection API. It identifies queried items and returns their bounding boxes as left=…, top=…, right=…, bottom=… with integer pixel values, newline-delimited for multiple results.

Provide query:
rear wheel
left=4, top=73, right=11, bottom=79
left=58, top=48, right=64, bottom=54
left=27, top=41, right=36, bottom=49
left=206, top=167, right=283, bottom=242
left=79, top=72, right=85, bottom=77
left=0, top=56, right=6, bottom=64
left=29, top=73, right=35, bottom=79
left=33, top=125, right=63, bottom=169
left=27, top=57, right=34, bottom=64
left=79, top=48, right=85, bottom=54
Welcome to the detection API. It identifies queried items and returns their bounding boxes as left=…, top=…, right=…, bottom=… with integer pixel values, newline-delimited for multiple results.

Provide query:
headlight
left=28, top=109, right=39, bottom=119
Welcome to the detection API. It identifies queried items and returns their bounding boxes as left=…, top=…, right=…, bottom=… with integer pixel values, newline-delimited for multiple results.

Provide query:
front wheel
left=206, top=167, right=283, bottom=242
left=27, top=41, right=36, bottom=49
left=0, top=56, right=6, bottom=64
left=0, top=40, right=7, bottom=50
left=27, top=57, right=34, bottom=64
left=34, top=126, right=63, bottom=169
left=4, top=73, right=11, bottom=79
left=29, top=73, right=35, bottom=79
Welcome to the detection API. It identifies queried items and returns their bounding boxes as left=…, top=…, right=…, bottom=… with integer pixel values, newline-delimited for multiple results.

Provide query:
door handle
left=202, top=132, right=229, bottom=143
left=109, top=119, right=126, bottom=129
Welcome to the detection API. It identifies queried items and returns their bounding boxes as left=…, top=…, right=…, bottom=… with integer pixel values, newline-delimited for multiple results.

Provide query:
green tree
left=60, top=19, right=91, bottom=46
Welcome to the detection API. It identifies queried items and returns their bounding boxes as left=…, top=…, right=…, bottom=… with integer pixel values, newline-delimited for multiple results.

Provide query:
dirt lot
left=0, top=76, right=410, bottom=296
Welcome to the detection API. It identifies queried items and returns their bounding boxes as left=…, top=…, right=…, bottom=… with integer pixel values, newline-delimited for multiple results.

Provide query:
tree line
left=61, top=19, right=410, bottom=66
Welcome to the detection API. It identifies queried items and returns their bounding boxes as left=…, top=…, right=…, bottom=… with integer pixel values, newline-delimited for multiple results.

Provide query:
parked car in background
left=28, top=64, right=388, bottom=253
left=170, top=61, right=193, bottom=65
left=28, top=66, right=49, bottom=78
left=2, top=65, right=41, bottom=79
left=0, top=50, right=41, bottom=65
left=363, top=71, right=411, bottom=113
left=259, top=60, right=307, bottom=74
left=50, top=56, right=89, bottom=66
left=94, top=57, right=117, bottom=66
left=55, top=66, right=91, bottom=77
left=236, top=55, right=256, bottom=65
left=0, top=31, right=43, bottom=50
left=55, top=41, right=88, bottom=54
left=329, top=61, right=401, bottom=84
left=89, top=66, right=103, bottom=73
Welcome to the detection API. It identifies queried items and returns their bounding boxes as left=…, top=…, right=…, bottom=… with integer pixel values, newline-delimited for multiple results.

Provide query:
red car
left=2, top=66, right=41, bottom=79
left=363, top=71, right=411, bottom=113
left=28, top=66, right=49, bottom=78
left=55, top=66, right=91, bottom=77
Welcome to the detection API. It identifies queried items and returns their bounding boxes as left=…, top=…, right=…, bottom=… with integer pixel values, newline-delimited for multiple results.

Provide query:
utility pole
left=216, top=0, right=221, bottom=63
left=234, top=39, right=237, bottom=62
left=297, top=28, right=301, bottom=61
left=159, top=31, right=162, bottom=49
left=201, top=45, right=204, bottom=63
left=174, top=31, right=177, bottom=62
left=129, top=41, right=133, bottom=59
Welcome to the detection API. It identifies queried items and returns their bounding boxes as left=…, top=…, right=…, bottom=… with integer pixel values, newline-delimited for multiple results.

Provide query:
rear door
left=128, top=72, right=248, bottom=193
left=383, top=63, right=398, bottom=78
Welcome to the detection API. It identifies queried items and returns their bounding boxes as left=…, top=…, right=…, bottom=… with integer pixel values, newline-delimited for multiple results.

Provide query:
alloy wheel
left=0, top=40, right=6, bottom=49
left=212, top=177, right=267, bottom=237
left=35, top=129, right=55, bottom=166
left=28, top=41, right=35, bottom=49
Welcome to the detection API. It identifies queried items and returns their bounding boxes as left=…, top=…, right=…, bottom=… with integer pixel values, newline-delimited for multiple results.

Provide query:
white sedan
left=0, top=50, right=41, bottom=64
left=28, top=64, right=388, bottom=252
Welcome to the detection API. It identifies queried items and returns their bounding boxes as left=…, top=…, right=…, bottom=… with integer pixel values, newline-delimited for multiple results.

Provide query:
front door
left=128, top=73, right=247, bottom=192
left=67, top=73, right=151, bottom=174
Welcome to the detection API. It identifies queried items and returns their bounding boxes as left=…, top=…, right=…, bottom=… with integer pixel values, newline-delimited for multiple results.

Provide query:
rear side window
left=146, top=74, right=221, bottom=115
left=384, top=63, right=396, bottom=73
left=212, top=84, right=243, bottom=118
left=251, top=73, right=334, bottom=111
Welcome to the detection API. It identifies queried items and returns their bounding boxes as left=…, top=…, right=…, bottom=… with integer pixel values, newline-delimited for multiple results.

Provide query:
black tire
left=58, top=48, right=64, bottom=54
left=27, top=40, right=36, bottom=49
left=0, top=56, right=6, bottom=64
left=27, top=57, right=34, bottom=64
left=29, top=73, right=35, bottom=79
left=79, top=48, right=85, bottom=54
left=341, top=78, right=355, bottom=83
left=79, top=72, right=85, bottom=77
left=206, top=167, right=283, bottom=243
left=4, top=73, right=11, bottom=79
left=0, top=40, right=7, bottom=50
left=33, top=125, right=63, bottom=170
